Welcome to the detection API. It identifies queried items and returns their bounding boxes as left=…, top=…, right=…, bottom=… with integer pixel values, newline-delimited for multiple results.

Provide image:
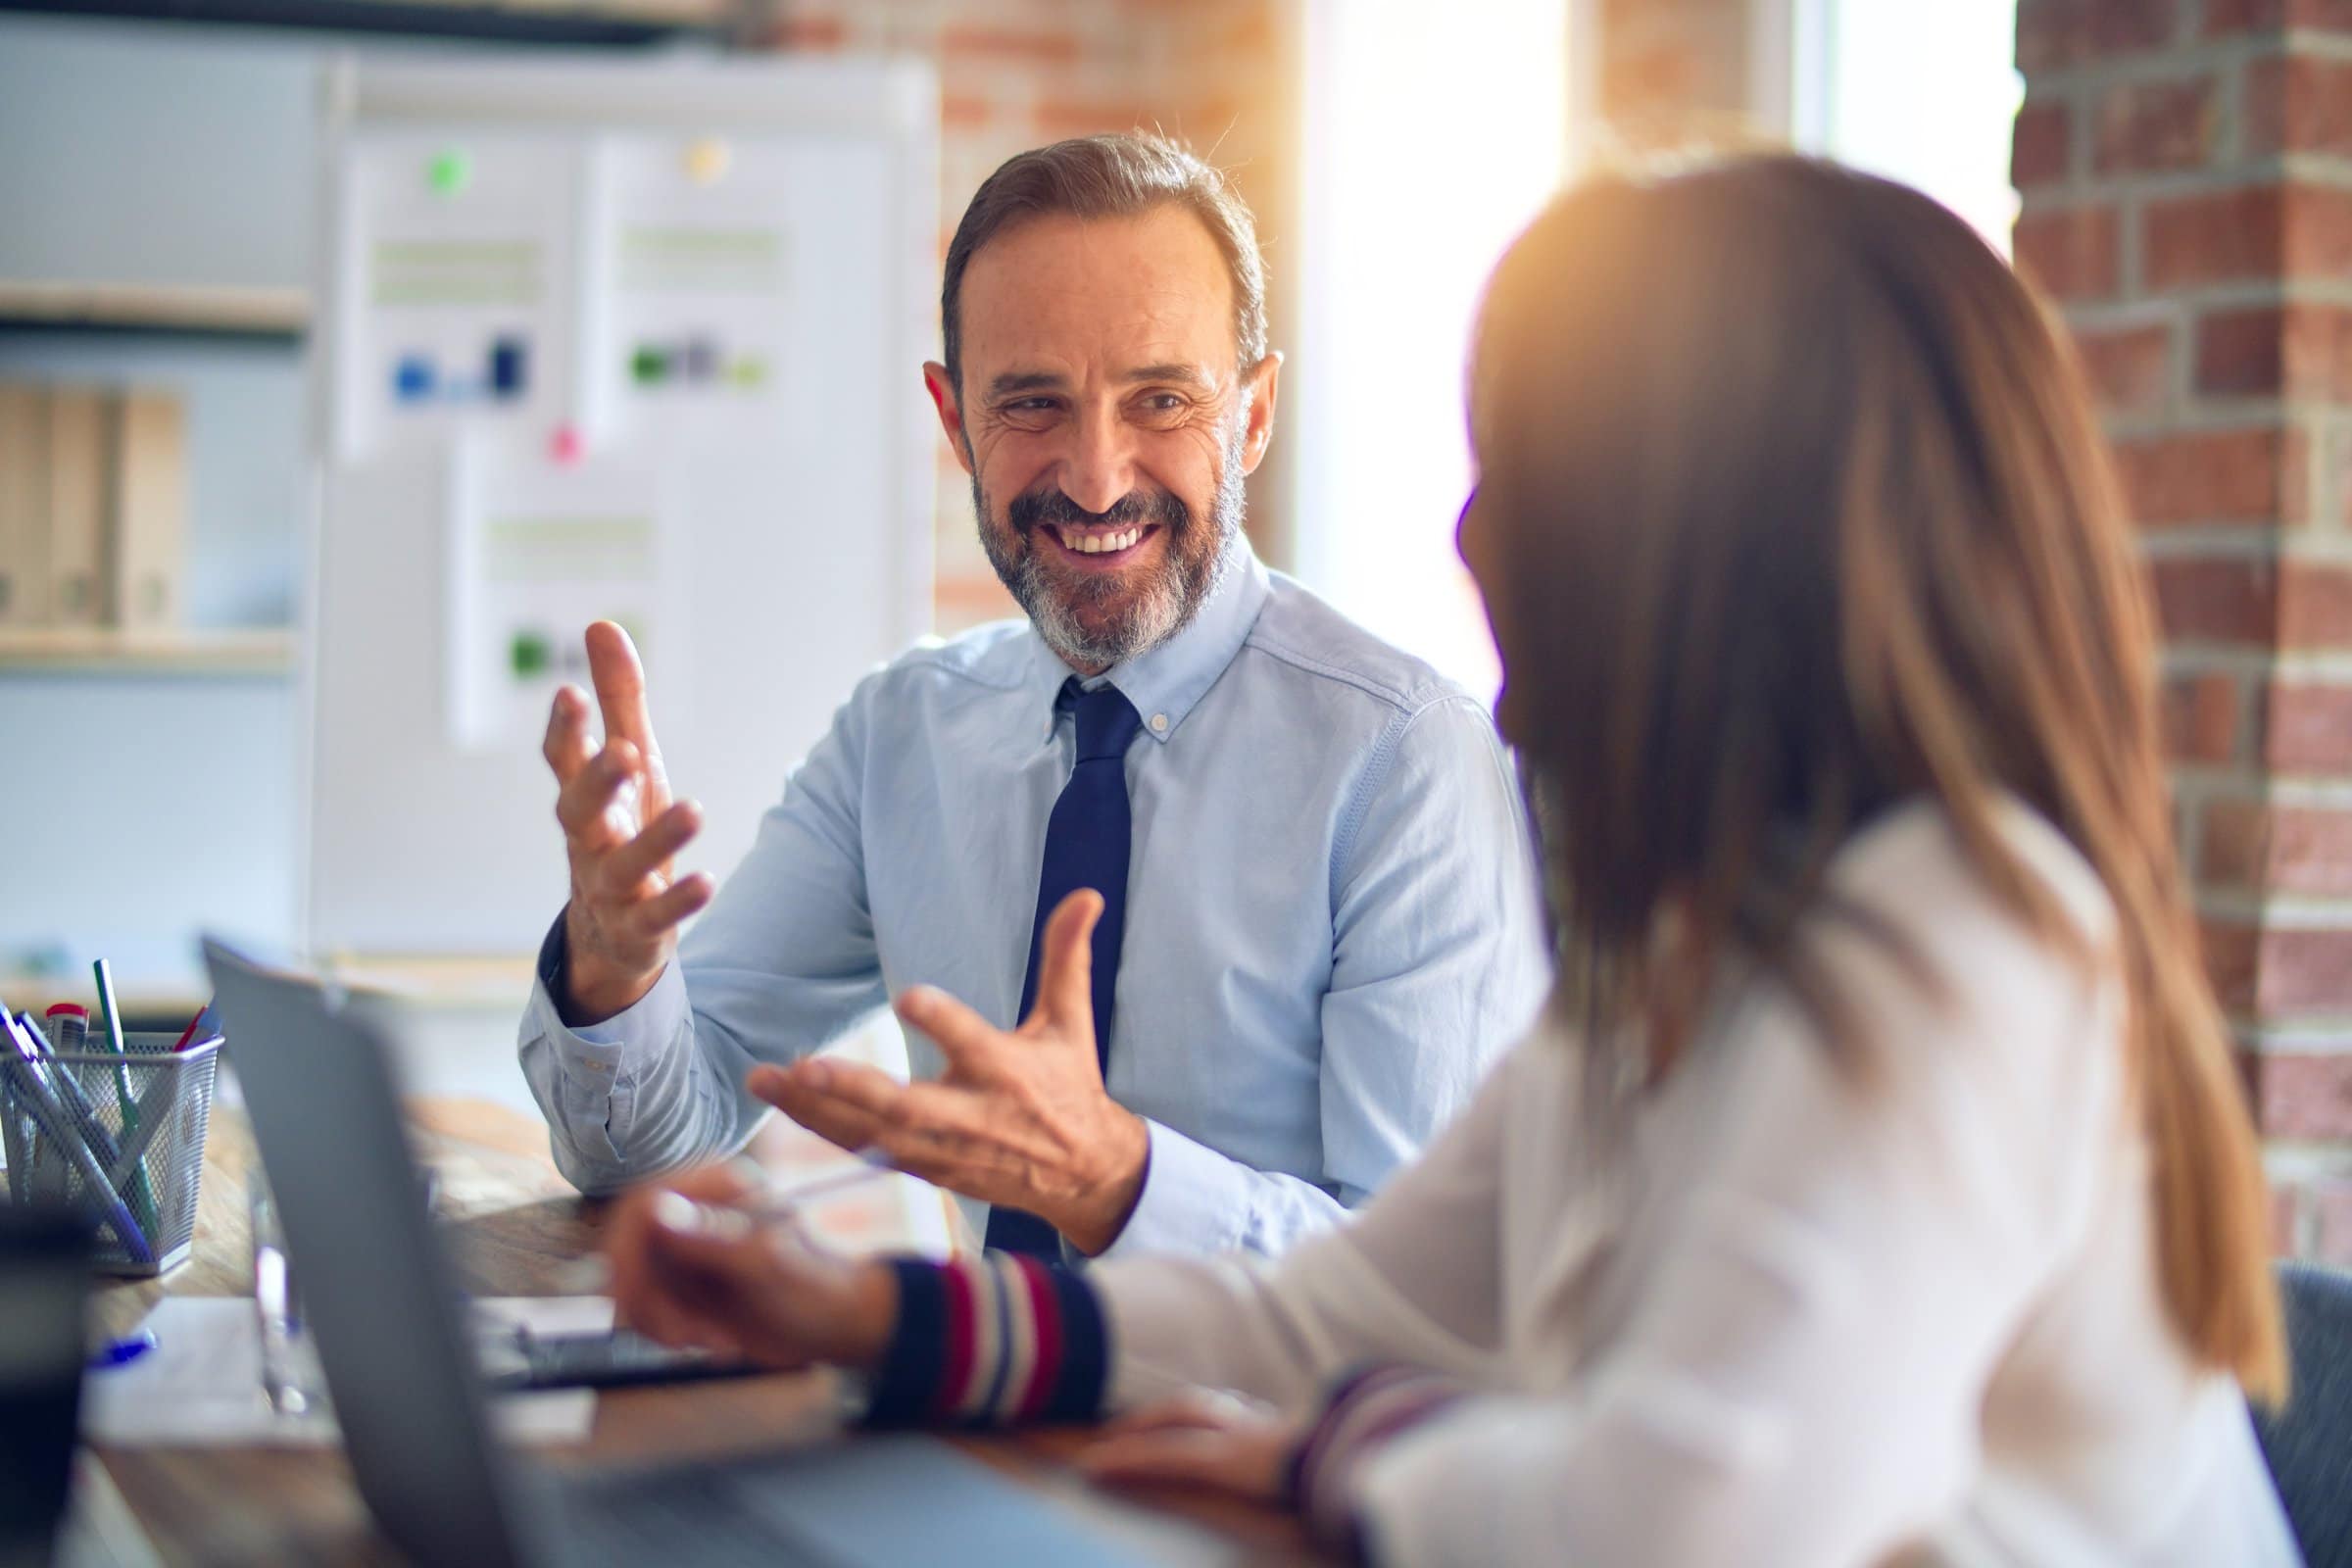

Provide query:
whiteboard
left=303, top=57, right=938, bottom=955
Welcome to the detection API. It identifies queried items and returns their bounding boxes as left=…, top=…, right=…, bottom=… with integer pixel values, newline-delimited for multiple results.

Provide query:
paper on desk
left=80, top=1297, right=607, bottom=1447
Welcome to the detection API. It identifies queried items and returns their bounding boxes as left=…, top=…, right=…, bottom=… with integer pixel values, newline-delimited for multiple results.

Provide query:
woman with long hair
left=602, top=156, right=2297, bottom=1564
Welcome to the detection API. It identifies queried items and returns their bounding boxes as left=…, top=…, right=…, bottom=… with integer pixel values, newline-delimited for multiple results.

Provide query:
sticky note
left=510, top=631, right=551, bottom=678
left=685, top=137, right=731, bottom=185
left=429, top=149, right=470, bottom=196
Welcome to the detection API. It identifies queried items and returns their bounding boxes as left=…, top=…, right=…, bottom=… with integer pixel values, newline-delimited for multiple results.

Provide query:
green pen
left=92, top=959, right=159, bottom=1237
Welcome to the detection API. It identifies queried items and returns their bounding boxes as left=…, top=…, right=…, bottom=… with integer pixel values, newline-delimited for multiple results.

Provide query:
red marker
left=172, top=999, right=219, bottom=1053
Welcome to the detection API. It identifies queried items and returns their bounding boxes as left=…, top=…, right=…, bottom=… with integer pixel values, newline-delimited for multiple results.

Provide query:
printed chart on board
left=592, top=133, right=799, bottom=449
left=332, top=133, right=579, bottom=463
left=307, top=58, right=938, bottom=956
left=443, top=446, right=681, bottom=752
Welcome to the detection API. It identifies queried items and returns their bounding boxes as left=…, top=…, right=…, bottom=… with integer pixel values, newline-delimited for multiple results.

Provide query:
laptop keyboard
left=564, top=1460, right=828, bottom=1565
left=551, top=1435, right=1188, bottom=1568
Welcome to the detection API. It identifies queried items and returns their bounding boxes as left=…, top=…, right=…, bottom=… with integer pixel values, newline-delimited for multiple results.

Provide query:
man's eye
left=1009, top=398, right=1059, bottom=413
left=1141, top=394, right=1186, bottom=414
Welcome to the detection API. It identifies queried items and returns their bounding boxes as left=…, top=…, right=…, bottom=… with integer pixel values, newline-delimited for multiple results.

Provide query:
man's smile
left=1037, top=521, right=1164, bottom=567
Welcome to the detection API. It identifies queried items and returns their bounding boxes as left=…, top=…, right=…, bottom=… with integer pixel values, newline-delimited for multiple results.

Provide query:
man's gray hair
left=941, top=132, right=1269, bottom=390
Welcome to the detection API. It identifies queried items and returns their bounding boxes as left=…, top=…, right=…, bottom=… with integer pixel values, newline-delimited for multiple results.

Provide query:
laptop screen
left=203, top=937, right=540, bottom=1568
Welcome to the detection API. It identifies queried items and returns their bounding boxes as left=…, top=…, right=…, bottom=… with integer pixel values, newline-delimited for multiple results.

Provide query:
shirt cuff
left=1090, top=1118, right=1250, bottom=1260
left=1286, top=1364, right=1474, bottom=1553
left=862, top=1254, right=1109, bottom=1429
left=526, top=913, right=690, bottom=1060
left=520, top=914, right=693, bottom=1186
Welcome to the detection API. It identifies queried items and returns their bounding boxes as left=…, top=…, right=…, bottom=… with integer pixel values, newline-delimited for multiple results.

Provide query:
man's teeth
left=1056, top=525, right=1144, bottom=555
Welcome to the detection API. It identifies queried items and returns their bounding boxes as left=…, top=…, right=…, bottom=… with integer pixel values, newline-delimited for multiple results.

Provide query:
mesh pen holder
left=1, top=1033, right=222, bottom=1276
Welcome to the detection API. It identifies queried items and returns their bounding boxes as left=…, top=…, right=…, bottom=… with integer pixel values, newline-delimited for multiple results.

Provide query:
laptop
left=201, top=937, right=1211, bottom=1568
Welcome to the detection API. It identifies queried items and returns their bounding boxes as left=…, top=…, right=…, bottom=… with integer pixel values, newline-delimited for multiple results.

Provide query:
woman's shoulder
left=1791, top=793, right=2131, bottom=1166
left=1811, top=796, right=2121, bottom=1034
left=1824, top=795, right=2116, bottom=953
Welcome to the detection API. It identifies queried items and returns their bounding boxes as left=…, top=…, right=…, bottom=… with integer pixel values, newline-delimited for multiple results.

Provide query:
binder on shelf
left=105, top=390, right=186, bottom=631
left=0, top=382, right=50, bottom=627
left=45, top=388, right=106, bottom=628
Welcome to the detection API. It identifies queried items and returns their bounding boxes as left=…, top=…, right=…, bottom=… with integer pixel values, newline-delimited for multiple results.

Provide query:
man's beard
left=975, top=426, right=1247, bottom=670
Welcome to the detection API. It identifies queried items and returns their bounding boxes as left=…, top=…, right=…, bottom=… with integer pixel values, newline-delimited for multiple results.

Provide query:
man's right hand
left=543, top=621, right=714, bottom=1024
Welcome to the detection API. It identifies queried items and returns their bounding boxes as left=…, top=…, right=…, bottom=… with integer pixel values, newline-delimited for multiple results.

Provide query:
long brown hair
left=1470, top=156, right=2285, bottom=1401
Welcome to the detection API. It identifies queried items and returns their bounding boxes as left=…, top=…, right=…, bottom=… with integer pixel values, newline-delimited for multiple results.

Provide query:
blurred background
left=8, top=0, right=2352, bottom=1267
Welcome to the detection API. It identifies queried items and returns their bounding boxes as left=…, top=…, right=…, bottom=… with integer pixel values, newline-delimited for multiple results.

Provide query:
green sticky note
left=428, top=149, right=471, bottom=196
left=511, top=631, right=550, bottom=678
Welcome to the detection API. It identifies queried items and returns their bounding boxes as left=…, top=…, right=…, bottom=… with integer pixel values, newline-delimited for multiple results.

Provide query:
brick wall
left=1595, top=0, right=1752, bottom=151
left=1593, top=0, right=2352, bottom=1258
left=760, top=1, right=1294, bottom=633
left=2012, top=0, right=2352, bottom=1261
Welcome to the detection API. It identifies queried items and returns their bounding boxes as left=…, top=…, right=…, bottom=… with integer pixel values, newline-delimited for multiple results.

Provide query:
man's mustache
left=1007, top=486, right=1189, bottom=536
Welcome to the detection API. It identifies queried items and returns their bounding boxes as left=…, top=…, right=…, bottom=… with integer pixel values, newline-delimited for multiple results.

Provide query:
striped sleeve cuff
left=862, top=1254, right=1109, bottom=1429
left=1287, top=1364, right=1473, bottom=1551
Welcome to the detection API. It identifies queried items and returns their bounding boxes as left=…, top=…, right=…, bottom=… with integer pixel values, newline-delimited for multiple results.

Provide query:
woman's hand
left=604, top=1162, right=898, bottom=1370
left=1074, top=1392, right=1303, bottom=1505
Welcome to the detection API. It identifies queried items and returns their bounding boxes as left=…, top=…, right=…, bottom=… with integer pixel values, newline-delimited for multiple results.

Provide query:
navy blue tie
left=985, top=678, right=1145, bottom=1255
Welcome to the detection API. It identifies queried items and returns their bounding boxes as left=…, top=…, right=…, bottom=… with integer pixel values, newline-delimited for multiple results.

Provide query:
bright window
left=1778, top=0, right=2023, bottom=254
left=1290, top=0, right=1571, bottom=701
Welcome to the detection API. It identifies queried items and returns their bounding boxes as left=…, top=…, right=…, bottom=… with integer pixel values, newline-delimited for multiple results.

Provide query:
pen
left=549, top=1150, right=899, bottom=1294
left=0, top=1010, right=151, bottom=1264
left=171, top=999, right=219, bottom=1053
left=11, top=1011, right=125, bottom=1170
left=44, top=1003, right=88, bottom=1055
left=656, top=1150, right=900, bottom=1238
left=743, top=1149, right=899, bottom=1215
left=87, top=1329, right=157, bottom=1371
left=91, top=961, right=160, bottom=1238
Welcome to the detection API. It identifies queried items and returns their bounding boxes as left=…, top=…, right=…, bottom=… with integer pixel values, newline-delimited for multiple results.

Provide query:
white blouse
left=1094, top=801, right=2300, bottom=1565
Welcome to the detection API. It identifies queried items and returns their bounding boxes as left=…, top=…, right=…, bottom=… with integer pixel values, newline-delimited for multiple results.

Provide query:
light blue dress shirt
left=519, top=544, right=1548, bottom=1258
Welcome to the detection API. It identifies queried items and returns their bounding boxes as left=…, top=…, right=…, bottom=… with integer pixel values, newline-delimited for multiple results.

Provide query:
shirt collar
left=1017, top=539, right=1271, bottom=746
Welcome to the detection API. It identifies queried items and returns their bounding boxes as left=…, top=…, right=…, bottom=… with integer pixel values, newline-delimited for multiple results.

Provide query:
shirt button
left=1150, top=712, right=1168, bottom=734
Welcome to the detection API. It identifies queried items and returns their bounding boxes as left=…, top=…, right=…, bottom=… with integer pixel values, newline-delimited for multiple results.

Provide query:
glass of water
left=250, top=1180, right=327, bottom=1418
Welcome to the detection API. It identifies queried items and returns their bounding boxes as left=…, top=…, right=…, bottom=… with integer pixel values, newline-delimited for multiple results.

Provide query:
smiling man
left=521, top=134, right=1545, bottom=1260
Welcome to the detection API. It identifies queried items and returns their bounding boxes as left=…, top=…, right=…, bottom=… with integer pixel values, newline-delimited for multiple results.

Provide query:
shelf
left=0, top=971, right=207, bottom=1024
left=0, top=626, right=296, bottom=675
left=0, top=280, right=309, bottom=341
left=319, top=954, right=538, bottom=1008
left=0, top=0, right=732, bottom=46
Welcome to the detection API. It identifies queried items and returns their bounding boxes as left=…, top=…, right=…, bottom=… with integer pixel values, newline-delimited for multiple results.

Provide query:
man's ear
left=922, top=362, right=975, bottom=477
left=1238, top=351, right=1283, bottom=476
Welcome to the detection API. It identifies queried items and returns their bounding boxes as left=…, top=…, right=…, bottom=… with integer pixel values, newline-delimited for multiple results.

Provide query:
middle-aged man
left=520, top=132, right=1545, bottom=1261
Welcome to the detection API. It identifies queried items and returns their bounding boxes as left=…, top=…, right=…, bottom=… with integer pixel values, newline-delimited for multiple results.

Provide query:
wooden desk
left=88, top=1098, right=1322, bottom=1566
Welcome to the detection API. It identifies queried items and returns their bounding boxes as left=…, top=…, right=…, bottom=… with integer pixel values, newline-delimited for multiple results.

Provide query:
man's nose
left=1057, top=410, right=1138, bottom=515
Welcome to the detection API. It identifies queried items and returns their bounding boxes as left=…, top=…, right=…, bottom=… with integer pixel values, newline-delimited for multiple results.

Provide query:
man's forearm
left=555, top=904, right=670, bottom=1026
left=521, top=923, right=743, bottom=1194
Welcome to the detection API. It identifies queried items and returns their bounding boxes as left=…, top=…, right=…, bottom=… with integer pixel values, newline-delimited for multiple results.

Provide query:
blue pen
left=87, top=1329, right=156, bottom=1371
left=12, top=1011, right=127, bottom=1172
left=0, top=1010, right=151, bottom=1264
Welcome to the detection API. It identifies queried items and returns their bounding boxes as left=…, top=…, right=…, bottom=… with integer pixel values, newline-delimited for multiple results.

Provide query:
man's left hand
left=746, top=890, right=1150, bottom=1254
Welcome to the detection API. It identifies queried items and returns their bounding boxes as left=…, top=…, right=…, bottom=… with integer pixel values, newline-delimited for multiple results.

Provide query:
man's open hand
left=749, top=891, right=1150, bottom=1255
left=543, top=621, right=713, bottom=1023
